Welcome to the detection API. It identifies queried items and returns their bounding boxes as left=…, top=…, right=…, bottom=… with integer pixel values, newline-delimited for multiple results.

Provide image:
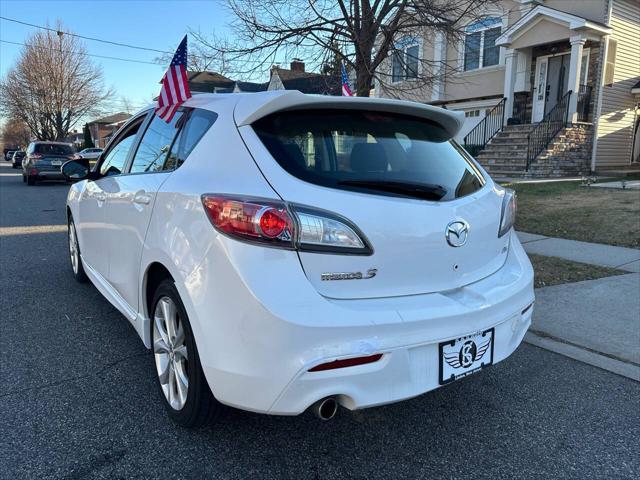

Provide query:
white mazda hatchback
left=63, top=91, right=534, bottom=426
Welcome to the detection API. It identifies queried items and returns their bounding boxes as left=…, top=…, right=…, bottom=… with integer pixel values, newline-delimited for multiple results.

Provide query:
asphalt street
left=0, top=162, right=638, bottom=479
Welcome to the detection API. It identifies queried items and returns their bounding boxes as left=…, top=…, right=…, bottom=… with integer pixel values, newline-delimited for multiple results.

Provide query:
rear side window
left=34, top=143, right=75, bottom=155
left=253, top=110, right=485, bottom=201
left=164, top=109, right=218, bottom=171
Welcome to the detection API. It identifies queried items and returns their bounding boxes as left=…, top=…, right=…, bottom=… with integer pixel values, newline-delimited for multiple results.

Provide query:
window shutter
left=604, top=39, right=617, bottom=86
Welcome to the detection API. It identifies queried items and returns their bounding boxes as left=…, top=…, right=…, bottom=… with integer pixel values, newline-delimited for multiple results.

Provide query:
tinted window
left=99, top=120, right=143, bottom=176
left=253, top=110, right=485, bottom=201
left=164, top=109, right=218, bottom=170
left=34, top=143, right=75, bottom=155
left=129, top=111, right=184, bottom=174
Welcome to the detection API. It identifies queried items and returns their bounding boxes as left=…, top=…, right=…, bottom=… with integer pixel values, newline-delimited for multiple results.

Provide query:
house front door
left=532, top=53, right=570, bottom=122
left=531, top=50, right=589, bottom=123
left=545, top=54, right=570, bottom=114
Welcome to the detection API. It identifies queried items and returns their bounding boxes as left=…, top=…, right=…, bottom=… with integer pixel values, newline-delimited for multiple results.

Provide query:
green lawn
left=503, top=180, right=640, bottom=248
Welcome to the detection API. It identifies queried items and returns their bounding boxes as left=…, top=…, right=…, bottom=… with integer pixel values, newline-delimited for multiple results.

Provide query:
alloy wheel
left=68, top=222, right=79, bottom=274
left=153, top=296, right=189, bottom=410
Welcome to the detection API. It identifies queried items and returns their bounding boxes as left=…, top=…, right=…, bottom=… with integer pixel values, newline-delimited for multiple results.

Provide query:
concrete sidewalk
left=515, top=231, right=640, bottom=380
left=527, top=273, right=640, bottom=380
left=517, top=231, right=640, bottom=272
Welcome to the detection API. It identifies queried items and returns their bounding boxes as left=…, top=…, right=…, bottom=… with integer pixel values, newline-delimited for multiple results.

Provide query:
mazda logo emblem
left=445, top=220, right=469, bottom=247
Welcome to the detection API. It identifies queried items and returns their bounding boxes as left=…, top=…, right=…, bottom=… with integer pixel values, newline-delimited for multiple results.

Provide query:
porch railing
left=463, top=97, right=506, bottom=156
left=577, top=84, right=592, bottom=122
left=526, top=89, right=572, bottom=171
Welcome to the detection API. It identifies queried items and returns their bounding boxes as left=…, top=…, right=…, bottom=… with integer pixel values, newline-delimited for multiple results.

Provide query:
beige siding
left=511, top=19, right=577, bottom=49
left=595, top=0, right=640, bottom=167
left=544, top=0, right=608, bottom=23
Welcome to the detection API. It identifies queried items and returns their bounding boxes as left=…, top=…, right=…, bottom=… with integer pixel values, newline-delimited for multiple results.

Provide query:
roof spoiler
left=234, top=90, right=464, bottom=139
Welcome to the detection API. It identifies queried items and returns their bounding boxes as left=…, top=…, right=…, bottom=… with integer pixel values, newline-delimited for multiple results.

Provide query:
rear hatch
left=238, top=104, right=509, bottom=300
left=33, top=144, right=75, bottom=169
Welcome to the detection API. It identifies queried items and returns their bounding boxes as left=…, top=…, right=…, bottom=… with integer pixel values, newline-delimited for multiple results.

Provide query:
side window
left=164, top=109, right=218, bottom=171
left=129, top=111, right=185, bottom=174
left=99, top=119, right=143, bottom=177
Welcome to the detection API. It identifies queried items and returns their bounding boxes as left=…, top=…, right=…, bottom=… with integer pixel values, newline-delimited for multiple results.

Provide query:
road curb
left=524, top=331, right=640, bottom=381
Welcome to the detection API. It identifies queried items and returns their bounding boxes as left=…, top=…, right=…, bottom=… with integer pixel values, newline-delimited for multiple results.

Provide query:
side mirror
left=61, top=159, right=91, bottom=180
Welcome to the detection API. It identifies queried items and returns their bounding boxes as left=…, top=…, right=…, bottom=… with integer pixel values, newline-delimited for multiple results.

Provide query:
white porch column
left=431, top=30, right=447, bottom=102
left=503, top=49, right=518, bottom=125
left=567, top=35, right=586, bottom=123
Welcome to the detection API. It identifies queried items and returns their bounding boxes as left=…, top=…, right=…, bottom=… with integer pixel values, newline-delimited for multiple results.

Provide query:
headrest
left=350, top=143, right=388, bottom=172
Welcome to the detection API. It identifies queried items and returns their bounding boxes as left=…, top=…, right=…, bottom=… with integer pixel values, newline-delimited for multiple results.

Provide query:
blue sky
left=0, top=0, right=232, bottom=114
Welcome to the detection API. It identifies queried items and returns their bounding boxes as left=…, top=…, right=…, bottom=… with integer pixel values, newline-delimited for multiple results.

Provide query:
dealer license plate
left=439, top=328, right=494, bottom=385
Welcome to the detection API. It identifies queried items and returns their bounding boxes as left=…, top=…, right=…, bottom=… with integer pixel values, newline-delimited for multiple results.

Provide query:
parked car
left=77, top=148, right=103, bottom=160
left=5, top=150, right=16, bottom=161
left=62, top=92, right=534, bottom=427
left=22, top=141, right=76, bottom=185
left=11, top=150, right=25, bottom=169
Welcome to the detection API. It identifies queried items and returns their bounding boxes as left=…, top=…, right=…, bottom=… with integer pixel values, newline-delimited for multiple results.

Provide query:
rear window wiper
left=337, top=180, right=447, bottom=201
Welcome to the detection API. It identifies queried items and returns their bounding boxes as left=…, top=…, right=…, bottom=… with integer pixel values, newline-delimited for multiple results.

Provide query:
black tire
left=151, top=280, right=220, bottom=427
left=68, top=217, right=88, bottom=283
left=27, top=175, right=36, bottom=186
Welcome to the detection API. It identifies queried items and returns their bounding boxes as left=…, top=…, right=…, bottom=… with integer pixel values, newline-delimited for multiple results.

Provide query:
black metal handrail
left=463, top=97, right=506, bottom=157
left=577, top=84, right=592, bottom=122
left=526, top=90, right=572, bottom=171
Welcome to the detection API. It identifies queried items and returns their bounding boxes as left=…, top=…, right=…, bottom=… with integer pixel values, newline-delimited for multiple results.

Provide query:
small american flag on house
left=156, top=35, right=191, bottom=122
left=341, top=62, right=353, bottom=97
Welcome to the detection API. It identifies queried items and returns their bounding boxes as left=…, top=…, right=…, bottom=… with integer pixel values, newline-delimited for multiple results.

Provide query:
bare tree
left=1, top=118, right=31, bottom=148
left=192, top=0, right=500, bottom=96
left=0, top=22, right=112, bottom=141
left=154, top=32, right=235, bottom=75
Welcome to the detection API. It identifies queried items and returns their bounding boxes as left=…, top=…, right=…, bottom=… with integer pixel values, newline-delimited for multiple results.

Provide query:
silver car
left=77, top=148, right=103, bottom=160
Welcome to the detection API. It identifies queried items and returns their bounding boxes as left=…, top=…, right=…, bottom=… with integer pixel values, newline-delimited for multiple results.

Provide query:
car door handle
left=133, top=191, right=152, bottom=205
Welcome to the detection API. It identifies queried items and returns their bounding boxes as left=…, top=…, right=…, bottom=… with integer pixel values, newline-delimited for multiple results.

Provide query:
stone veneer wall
left=529, top=124, right=594, bottom=176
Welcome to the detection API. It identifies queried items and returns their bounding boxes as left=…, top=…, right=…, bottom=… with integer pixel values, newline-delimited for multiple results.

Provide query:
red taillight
left=308, top=354, right=383, bottom=372
left=201, top=194, right=371, bottom=254
left=30, top=168, right=38, bottom=175
left=259, top=208, right=287, bottom=238
left=201, top=195, right=293, bottom=247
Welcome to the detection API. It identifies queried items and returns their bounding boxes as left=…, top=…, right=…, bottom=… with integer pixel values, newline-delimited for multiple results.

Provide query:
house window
left=392, top=39, right=420, bottom=82
left=463, top=17, right=502, bottom=71
left=465, top=110, right=481, bottom=118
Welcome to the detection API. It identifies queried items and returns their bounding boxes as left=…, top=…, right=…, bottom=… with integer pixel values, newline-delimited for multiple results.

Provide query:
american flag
left=341, top=62, right=353, bottom=97
left=156, top=35, right=191, bottom=122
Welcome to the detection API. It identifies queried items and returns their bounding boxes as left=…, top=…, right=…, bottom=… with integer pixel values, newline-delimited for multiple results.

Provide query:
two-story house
left=377, top=0, right=639, bottom=177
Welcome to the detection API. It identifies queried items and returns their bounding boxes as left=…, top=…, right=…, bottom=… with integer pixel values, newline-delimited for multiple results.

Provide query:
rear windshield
left=34, top=143, right=75, bottom=155
left=253, top=110, right=485, bottom=201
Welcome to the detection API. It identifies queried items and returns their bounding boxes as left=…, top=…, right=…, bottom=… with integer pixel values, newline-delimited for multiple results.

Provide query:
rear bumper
left=186, top=230, right=534, bottom=415
left=31, top=170, right=65, bottom=180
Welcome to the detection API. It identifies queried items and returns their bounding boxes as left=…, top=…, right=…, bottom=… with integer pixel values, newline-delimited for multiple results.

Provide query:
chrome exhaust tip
left=311, top=397, right=338, bottom=421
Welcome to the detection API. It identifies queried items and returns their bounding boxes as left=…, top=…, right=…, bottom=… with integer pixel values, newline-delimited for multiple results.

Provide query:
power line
left=0, top=39, right=161, bottom=65
left=0, top=15, right=173, bottom=55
